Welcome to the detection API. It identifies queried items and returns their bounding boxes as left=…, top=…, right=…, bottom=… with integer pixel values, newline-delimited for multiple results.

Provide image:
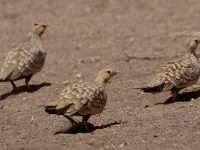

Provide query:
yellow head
left=186, top=37, right=200, bottom=53
left=95, top=69, right=119, bottom=84
left=33, top=23, right=48, bottom=37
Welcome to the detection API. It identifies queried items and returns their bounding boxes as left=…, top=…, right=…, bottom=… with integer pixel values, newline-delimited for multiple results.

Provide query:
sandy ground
left=1, top=0, right=200, bottom=149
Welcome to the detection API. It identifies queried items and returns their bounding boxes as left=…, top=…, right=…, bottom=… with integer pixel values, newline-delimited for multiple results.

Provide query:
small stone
left=76, top=74, right=82, bottom=79
left=62, top=80, right=70, bottom=85
left=75, top=44, right=81, bottom=50
left=89, top=57, right=100, bottom=63
left=22, top=97, right=27, bottom=100
left=154, top=135, right=158, bottom=138
left=144, top=105, right=149, bottom=108
left=119, top=142, right=127, bottom=148
left=88, top=142, right=94, bottom=145
left=0, top=105, right=4, bottom=109
left=105, top=145, right=109, bottom=149
left=80, top=59, right=85, bottom=63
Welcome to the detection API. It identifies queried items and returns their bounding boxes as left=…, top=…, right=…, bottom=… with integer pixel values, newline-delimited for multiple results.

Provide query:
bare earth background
left=1, top=0, right=200, bottom=149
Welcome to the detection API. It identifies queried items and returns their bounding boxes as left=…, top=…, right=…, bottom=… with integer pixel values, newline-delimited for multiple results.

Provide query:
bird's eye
left=195, top=39, right=198, bottom=43
left=34, top=23, right=39, bottom=26
left=42, top=25, right=46, bottom=28
left=107, top=71, right=111, bottom=74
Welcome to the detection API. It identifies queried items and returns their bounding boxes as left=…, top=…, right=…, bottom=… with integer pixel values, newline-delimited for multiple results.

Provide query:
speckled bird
left=45, top=69, right=119, bottom=130
left=137, top=37, right=200, bottom=101
left=0, top=23, right=48, bottom=90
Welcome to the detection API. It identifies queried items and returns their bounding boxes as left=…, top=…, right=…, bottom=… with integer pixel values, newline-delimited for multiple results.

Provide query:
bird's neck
left=30, top=32, right=42, bottom=47
left=186, top=47, right=196, bottom=55
left=95, top=78, right=106, bottom=87
left=185, top=48, right=198, bottom=62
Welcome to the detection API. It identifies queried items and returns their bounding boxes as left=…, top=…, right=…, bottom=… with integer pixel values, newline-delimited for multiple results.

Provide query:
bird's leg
left=25, top=75, right=32, bottom=87
left=64, top=115, right=79, bottom=126
left=10, top=81, right=17, bottom=90
left=171, top=89, right=178, bottom=101
left=82, top=115, right=91, bottom=130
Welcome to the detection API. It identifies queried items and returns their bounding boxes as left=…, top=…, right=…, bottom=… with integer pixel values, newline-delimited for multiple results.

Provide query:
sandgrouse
left=137, top=37, right=200, bottom=101
left=0, top=23, right=48, bottom=90
left=45, top=69, right=119, bottom=130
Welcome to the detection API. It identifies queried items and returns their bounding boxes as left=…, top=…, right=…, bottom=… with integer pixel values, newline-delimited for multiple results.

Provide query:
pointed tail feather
left=44, top=102, right=70, bottom=115
left=45, top=105, right=67, bottom=115
left=0, top=79, right=6, bottom=82
left=45, top=106, right=59, bottom=114
left=134, top=84, right=164, bottom=93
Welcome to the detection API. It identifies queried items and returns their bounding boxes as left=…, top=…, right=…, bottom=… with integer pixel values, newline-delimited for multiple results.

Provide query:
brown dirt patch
left=1, top=0, right=200, bottom=149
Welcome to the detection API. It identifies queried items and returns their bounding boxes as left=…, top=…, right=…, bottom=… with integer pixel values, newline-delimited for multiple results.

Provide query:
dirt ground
left=1, top=0, right=200, bottom=149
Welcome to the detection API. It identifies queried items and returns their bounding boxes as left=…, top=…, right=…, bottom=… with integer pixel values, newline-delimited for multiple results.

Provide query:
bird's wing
left=165, top=59, right=200, bottom=88
left=45, top=82, right=103, bottom=116
left=162, top=55, right=199, bottom=90
left=141, top=55, right=200, bottom=92
left=0, top=45, right=46, bottom=81
left=163, top=55, right=185, bottom=70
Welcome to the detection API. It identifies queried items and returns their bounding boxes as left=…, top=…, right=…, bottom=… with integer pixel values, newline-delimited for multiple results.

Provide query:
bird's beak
left=108, top=71, right=120, bottom=83
left=46, top=24, right=49, bottom=28
left=113, top=70, right=120, bottom=75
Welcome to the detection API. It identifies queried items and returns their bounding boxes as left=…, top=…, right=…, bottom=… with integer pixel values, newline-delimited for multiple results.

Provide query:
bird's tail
left=44, top=101, right=70, bottom=115
left=0, top=78, right=5, bottom=82
left=45, top=106, right=58, bottom=114
left=134, top=84, right=164, bottom=93
left=134, top=73, right=168, bottom=93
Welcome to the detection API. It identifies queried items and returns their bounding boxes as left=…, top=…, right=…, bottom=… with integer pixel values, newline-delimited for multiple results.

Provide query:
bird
left=0, top=23, right=48, bottom=90
left=136, top=37, right=200, bottom=101
left=45, top=69, right=119, bottom=130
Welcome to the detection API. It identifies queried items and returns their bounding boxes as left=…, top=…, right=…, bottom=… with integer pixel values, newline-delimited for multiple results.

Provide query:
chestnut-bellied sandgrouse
left=137, top=37, right=200, bottom=101
left=0, top=23, right=48, bottom=90
left=45, top=69, right=119, bottom=130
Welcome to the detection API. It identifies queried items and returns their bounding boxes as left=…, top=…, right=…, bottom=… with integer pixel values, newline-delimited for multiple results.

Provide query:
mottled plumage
left=45, top=69, right=119, bottom=130
left=0, top=23, right=48, bottom=90
left=138, top=37, right=200, bottom=101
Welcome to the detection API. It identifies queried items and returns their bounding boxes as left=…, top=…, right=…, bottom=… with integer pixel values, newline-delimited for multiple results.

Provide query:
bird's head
left=33, top=23, right=49, bottom=37
left=186, top=37, right=200, bottom=53
left=95, top=69, right=120, bottom=85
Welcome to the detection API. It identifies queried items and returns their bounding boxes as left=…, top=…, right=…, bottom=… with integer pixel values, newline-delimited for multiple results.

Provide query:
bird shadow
left=55, top=121, right=125, bottom=134
left=154, top=89, right=200, bottom=105
left=0, top=82, right=51, bottom=101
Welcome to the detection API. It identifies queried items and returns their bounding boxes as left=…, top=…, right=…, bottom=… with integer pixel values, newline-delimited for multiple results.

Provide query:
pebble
left=62, top=80, right=70, bottom=85
left=80, top=57, right=100, bottom=64
left=76, top=74, right=82, bottom=79
left=75, top=44, right=81, bottom=50
left=0, top=105, right=4, bottom=109
left=119, top=142, right=127, bottom=148
left=154, top=135, right=158, bottom=138
left=22, top=97, right=27, bottom=100
left=189, top=103, right=193, bottom=106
